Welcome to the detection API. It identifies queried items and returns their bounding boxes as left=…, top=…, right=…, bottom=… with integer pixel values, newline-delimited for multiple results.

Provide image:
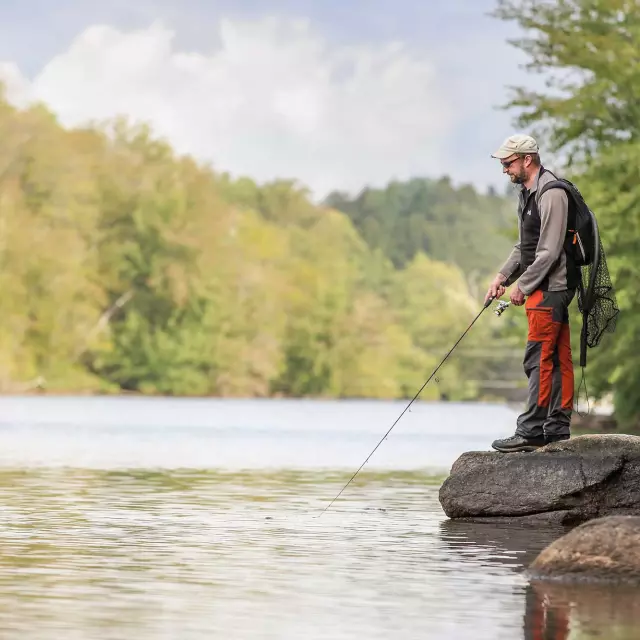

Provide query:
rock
left=529, top=515, right=640, bottom=582
left=439, top=434, right=640, bottom=524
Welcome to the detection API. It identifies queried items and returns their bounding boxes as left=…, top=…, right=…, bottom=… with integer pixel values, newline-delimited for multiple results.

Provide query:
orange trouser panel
left=525, top=290, right=574, bottom=411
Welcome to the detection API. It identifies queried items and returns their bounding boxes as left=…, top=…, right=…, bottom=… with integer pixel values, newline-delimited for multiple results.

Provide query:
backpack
left=536, top=178, right=598, bottom=267
left=536, top=175, right=618, bottom=370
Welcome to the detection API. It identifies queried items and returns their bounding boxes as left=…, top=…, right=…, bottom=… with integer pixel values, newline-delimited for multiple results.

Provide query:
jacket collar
left=520, top=166, right=545, bottom=202
left=529, top=166, right=543, bottom=194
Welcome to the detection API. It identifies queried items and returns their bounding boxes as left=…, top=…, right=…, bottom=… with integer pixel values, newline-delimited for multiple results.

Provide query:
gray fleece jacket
left=499, top=168, right=571, bottom=295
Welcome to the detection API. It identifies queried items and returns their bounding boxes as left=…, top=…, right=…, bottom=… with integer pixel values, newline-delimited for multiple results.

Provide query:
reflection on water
left=440, top=521, right=640, bottom=639
left=0, top=397, right=636, bottom=638
left=524, top=581, right=640, bottom=640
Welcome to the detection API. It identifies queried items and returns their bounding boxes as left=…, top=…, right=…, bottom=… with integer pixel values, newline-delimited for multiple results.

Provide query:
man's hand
left=510, top=286, right=526, bottom=306
left=484, top=274, right=506, bottom=304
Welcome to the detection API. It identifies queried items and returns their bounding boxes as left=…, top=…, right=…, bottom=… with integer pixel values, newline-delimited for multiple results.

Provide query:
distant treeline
left=325, top=178, right=515, bottom=276
left=0, top=89, right=518, bottom=400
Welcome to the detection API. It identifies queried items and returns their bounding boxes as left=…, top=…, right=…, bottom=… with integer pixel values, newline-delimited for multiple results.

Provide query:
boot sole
left=491, top=444, right=544, bottom=453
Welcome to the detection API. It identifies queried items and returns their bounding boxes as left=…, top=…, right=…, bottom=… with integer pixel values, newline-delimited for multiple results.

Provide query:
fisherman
left=485, top=134, right=581, bottom=453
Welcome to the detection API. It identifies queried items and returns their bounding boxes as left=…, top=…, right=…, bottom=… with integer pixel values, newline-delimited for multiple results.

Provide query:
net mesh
left=577, top=237, right=619, bottom=348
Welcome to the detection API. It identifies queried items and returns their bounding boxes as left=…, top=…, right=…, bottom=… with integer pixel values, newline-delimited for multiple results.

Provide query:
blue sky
left=0, top=0, right=542, bottom=198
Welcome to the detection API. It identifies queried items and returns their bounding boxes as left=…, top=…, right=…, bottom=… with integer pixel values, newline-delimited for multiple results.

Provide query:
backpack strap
left=535, top=178, right=577, bottom=234
left=536, top=178, right=570, bottom=203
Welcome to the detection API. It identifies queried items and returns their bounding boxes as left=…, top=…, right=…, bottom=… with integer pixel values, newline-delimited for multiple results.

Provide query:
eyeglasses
left=501, top=156, right=522, bottom=169
left=501, top=154, right=532, bottom=169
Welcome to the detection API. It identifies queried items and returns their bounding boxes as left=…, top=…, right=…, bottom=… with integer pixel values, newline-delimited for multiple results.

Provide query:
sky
left=0, top=0, right=544, bottom=200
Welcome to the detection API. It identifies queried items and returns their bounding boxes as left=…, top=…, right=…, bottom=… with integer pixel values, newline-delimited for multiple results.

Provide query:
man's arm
left=516, top=188, right=568, bottom=295
left=485, top=240, right=522, bottom=303
left=493, top=216, right=523, bottom=288
left=498, top=244, right=523, bottom=287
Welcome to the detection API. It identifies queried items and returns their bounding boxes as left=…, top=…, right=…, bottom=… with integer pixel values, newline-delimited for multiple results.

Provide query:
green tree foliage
left=0, top=87, right=517, bottom=400
left=0, top=99, right=105, bottom=390
left=324, top=177, right=516, bottom=279
left=493, top=0, right=640, bottom=426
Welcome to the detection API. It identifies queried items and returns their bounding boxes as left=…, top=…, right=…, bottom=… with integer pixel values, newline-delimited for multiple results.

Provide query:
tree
left=493, top=0, right=640, bottom=157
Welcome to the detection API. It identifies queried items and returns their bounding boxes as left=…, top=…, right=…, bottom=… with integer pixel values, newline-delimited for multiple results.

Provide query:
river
left=0, top=396, right=635, bottom=639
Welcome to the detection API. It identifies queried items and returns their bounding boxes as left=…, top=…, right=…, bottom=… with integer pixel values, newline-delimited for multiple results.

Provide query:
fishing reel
left=494, top=300, right=510, bottom=317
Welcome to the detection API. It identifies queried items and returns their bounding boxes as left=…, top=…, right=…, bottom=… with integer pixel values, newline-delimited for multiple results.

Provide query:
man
left=485, top=134, right=580, bottom=453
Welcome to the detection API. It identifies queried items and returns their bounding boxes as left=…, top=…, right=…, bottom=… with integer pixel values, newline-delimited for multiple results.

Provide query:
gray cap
left=491, top=134, right=539, bottom=159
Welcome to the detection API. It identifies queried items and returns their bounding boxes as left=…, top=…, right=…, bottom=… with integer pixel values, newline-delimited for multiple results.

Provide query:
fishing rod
left=318, top=296, right=510, bottom=517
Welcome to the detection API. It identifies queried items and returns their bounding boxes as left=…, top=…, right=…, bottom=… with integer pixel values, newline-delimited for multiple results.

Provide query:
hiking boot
left=545, top=434, right=570, bottom=445
left=491, top=434, right=546, bottom=453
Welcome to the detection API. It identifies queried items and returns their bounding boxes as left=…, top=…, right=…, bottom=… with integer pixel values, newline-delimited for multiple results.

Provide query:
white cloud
left=0, top=18, right=462, bottom=198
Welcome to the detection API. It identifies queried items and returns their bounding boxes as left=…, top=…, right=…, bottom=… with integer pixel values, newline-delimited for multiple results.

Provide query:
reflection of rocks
left=524, top=516, right=640, bottom=637
left=437, top=518, right=640, bottom=640
left=529, top=515, right=640, bottom=582
left=439, top=435, right=640, bottom=525
left=438, top=520, right=566, bottom=572
left=437, top=517, right=640, bottom=639
left=524, top=579, right=640, bottom=640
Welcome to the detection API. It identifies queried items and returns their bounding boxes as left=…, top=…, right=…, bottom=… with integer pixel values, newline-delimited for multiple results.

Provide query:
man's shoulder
left=538, top=168, right=564, bottom=189
left=537, top=171, right=569, bottom=208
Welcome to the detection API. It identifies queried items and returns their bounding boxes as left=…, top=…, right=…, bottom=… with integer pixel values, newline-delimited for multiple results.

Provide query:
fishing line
left=318, top=296, right=504, bottom=517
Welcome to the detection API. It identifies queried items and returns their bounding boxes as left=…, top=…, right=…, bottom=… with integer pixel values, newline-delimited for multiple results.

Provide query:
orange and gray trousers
left=515, top=289, right=575, bottom=439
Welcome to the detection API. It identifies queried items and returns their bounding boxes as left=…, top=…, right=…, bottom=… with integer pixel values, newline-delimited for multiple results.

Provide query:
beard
left=510, top=167, right=527, bottom=184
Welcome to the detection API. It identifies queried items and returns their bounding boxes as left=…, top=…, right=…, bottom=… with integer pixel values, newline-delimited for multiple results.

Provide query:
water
left=0, top=396, right=636, bottom=639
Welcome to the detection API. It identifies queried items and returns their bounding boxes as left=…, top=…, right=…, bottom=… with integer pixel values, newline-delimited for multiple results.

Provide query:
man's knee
left=523, top=340, right=542, bottom=376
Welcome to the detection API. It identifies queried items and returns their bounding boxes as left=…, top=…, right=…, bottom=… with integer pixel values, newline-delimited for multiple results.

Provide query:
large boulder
left=439, top=434, right=640, bottom=525
left=529, top=515, right=640, bottom=582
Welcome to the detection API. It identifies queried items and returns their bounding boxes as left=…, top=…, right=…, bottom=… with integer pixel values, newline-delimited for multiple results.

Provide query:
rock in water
left=529, top=515, right=640, bottom=582
left=438, top=434, right=640, bottom=525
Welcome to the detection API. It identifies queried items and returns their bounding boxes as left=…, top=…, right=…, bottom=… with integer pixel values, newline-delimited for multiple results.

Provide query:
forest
left=0, top=88, right=520, bottom=404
